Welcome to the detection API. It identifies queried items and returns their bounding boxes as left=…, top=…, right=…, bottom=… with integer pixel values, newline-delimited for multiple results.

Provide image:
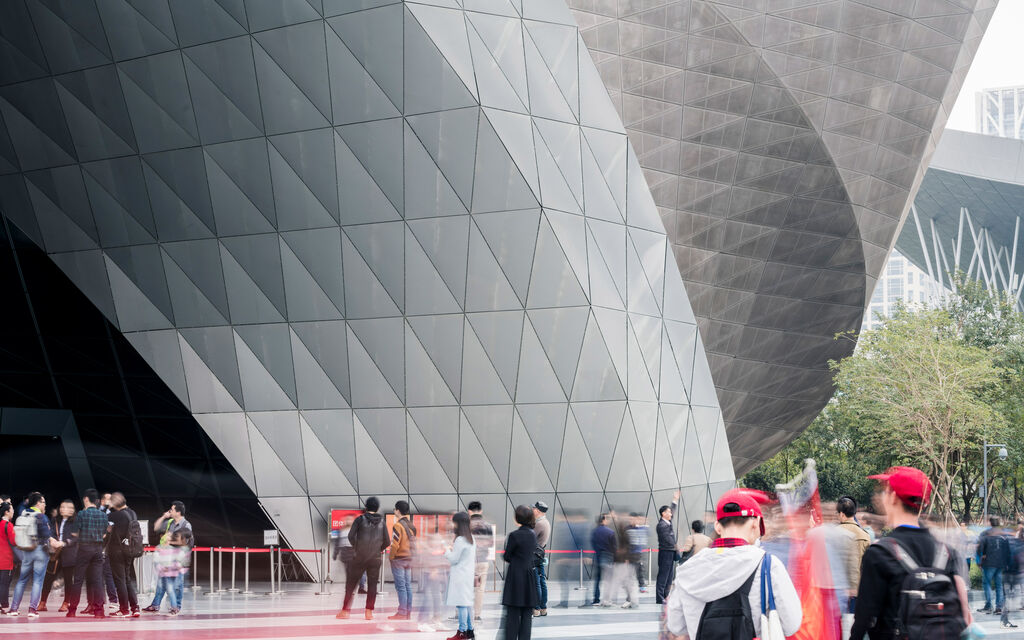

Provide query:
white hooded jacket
left=665, top=544, right=802, bottom=639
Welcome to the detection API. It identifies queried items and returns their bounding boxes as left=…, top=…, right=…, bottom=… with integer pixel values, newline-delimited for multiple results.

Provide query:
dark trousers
left=102, top=554, right=117, bottom=601
left=592, top=555, right=610, bottom=604
left=40, top=563, right=75, bottom=606
left=0, top=568, right=10, bottom=609
left=634, top=558, right=646, bottom=588
left=109, top=553, right=138, bottom=613
left=655, top=550, right=675, bottom=603
left=533, top=564, right=547, bottom=609
left=68, top=543, right=104, bottom=611
left=342, top=557, right=381, bottom=611
left=501, top=605, right=533, bottom=640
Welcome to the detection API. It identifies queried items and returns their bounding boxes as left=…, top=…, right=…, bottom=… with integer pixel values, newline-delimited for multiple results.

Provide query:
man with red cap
left=664, top=489, right=802, bottom=639
left=849, top=466, right=972, bottom=640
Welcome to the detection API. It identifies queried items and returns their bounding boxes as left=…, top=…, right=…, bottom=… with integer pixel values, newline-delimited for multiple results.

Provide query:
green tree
left=830, top=307, right=1005, bottom=520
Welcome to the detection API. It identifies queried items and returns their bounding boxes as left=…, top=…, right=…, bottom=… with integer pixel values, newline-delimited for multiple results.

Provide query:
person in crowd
left=678, top=519, right=711, bottom=564
left=65, top=489, right=106, bottom=618
left=468, top=501, right=492, bottom=621
left=0, top=502, right=17, bottom=614
left=628, top=513, right=649, bottom=594
left=604, top=511, right=639, bottom=609
left=38, top=499, right=77, bottom=612
left=834, top=496, right=870, bottom=615
left=153, top=531, right=187, bottom=616
left=336, top=496, right=389, bottom=620
left=655, top=491, right=679, bottom=604
left=978, top=516, right=1010, bottom=615
left=531, top=502, right=550, bottom=617
left=500, top=505, right=539, bottom=640
left=8, top=492, right=63, bottom=618
left=143, top=500, right=193, bottom=613
left=98, top=492, right=118, bottom=607
left=336, top=517, right=366, bottom=594
left=388, top=500, right=416, bottom=621
left=665, top=489, right=802, bottom=638
left=106, top=492, right=139, bottom=617
left=445, top=512, right=476, bottom=640
left=851, top=467, right=972, bottom=639
left=417, top=528, right=447, bottom=633
left=580, top=513, right=615, bottom=608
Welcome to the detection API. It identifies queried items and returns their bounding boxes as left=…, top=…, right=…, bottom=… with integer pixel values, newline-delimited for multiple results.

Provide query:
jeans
left=110, top=553, right=138, bottom=613
left=150, top=571, right=185, bottom=611
left=592, top=554, right=612, bottom=604
left=533, top=563, right=547, bottom=610
left=342, top=558, right=381, bottom=611
left=0, top=568, right=11, bottom=609
left=160, top=576, right=180, bottom=609
left=102, top=554, right=117, bottom=602
left=68, top=543, right=104, bottom=612
left=457, top=605, right=473, bottom=631
left=392, top=558, right=412, bottom=615
left=656, top=550, right=676, bottom=603
left=11, top=547, right=49, bottom=612
left=634, top=558, right=646, bottom=588
left=984, top=566, right=1005, bottom=608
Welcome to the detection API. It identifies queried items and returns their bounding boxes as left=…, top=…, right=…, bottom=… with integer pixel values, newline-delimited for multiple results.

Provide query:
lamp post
left=982, top=438, right=1009, bottom=523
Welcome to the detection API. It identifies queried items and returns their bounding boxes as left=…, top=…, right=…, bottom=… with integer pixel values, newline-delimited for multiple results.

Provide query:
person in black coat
left=39, top=499, right=77, bottom=612
left=500, top=505, right=539, bottom=640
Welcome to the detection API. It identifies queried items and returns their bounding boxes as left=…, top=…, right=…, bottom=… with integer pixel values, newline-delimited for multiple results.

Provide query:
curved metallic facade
left=0, top=0, right=730, bottom=575
left=568, top=0, right=997, bottom=473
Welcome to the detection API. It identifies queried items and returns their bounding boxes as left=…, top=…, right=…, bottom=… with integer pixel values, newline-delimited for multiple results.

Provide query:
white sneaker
left=5, top=611, right=18, bottom=617
left=27, top=612, right=39, bottom=619
left=417, top=623, right=435, bottom=633
left=621, top=602, right=637, bottom=609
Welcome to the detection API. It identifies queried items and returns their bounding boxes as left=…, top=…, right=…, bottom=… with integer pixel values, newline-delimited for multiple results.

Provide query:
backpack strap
left=760, top=552, right=776, bottom=616
left=880, top=537, right=919, bottom=572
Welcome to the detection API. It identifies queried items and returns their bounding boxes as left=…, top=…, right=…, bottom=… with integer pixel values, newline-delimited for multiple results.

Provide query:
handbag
left=759, top=552, right=785, bottom=640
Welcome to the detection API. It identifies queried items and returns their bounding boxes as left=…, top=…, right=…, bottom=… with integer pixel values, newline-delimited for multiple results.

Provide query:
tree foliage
left=743, top=279, right=1024, bottom=522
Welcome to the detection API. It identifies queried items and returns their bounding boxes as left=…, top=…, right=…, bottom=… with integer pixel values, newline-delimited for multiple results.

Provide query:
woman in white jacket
left=665, top=489, right=802, bottom=640
left=445, top=512, right=477, bottom=640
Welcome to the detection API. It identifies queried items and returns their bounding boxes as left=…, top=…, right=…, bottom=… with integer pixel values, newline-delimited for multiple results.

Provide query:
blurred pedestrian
left=8, top=492, right=64, bottom=618
left=851, top=467, right=971, bottom=639
left=978, top=516, right=1010, bottom=615
left=143, top=501, right=193, bottom=613
left=388, top=500, right=415, bottom=621
left=628, top=513, right=649, bottom=593
left=604, top=511, right=639, bottom=608
left=665, top=489, right=802, bottom=638
left=416, top=529, right=447, bottom=633
left=655, top=491, right=679, bottom=604
left=835, top=496, right=870, bottom=615
left=336, top=497, right=389, bottom=621
left=581, top=513, right=615, bottom=608
left=678, top=519, right=711, bottom=563
left=468, top=501, right=492, bottom=621
left=38, top=499, right=77, bottom=612
left=499, top=505, right=539, bottom=640
left=531, top=502, right=549, bottom=617
left=65, top=489, right=106, bottom=618
left=445, top=512, right=476, bottom=639
left=0, top=502, right=16, bottom=614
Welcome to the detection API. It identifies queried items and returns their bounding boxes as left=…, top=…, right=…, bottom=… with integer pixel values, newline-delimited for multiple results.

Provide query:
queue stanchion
left=315, top=548, right=331, bottom=596
left=241, top=547, right=254, bottom=595
left=579, top=550, right=584, bottom=590
left=228, top=549, right=239, bottom=592
left=207, top=546, right=218, bottom=596
left=190, top=548, right=201, bottom=591
left=277, top=546, right=285, bottom=594
left=217, top=548, right=225, bottom=593
left=268, top=546, right=276, bottom=595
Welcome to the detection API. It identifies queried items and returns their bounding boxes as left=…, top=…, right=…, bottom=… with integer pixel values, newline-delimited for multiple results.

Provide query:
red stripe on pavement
left=0, top=620, right=404, bottom=639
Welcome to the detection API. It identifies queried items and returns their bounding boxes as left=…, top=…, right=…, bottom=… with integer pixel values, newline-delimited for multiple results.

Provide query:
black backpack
left=880, top=538, right=966, bottom=640
left=126, top=509, right=144, bottom=558
left=694, top=563, right=757, bottom=640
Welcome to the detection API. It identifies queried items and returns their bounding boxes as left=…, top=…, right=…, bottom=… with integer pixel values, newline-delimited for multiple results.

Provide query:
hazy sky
left=947, top=1, right=1024, bottom=132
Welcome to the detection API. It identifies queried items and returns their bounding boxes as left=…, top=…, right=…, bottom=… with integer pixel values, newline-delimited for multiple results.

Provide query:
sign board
left=330, top=509, right=362, bottom=531
left=263, top=529, right=279, bottom=546
left=138, top=520, right=149, bottom=546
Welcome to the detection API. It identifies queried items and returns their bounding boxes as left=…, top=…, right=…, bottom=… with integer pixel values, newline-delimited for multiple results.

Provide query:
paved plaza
left=2, top=582, right=1024, bottom=640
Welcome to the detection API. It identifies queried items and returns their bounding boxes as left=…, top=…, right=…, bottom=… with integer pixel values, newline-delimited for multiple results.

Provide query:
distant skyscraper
left=977, top=86, right=1024, bottom=139
left=863, top=251, right=942, bottom=332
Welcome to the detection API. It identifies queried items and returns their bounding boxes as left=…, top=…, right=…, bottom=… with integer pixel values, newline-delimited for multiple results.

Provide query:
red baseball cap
left=716, top=488, right=769, bottom=536
left=868, top=466, right=932, bottom=509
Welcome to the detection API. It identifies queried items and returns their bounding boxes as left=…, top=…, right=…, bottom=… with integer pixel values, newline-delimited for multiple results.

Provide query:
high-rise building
left=977, top=86, right=1024, bottom=139
left=863, top=251, right=942, bottom=332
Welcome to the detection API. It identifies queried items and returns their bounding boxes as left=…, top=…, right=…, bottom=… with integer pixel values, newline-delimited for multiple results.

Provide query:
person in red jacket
left=0, top=502, right=18, bottom=614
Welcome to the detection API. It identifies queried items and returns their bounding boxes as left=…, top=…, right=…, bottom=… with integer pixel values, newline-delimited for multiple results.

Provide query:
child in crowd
left=154, top=532, right=187, bottom=615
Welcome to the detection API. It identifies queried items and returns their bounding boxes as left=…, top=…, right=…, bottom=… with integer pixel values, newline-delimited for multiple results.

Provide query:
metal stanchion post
left=190, top=549, right=200, bottom=591
left=268, top=546, right=276, bottom=595
left=217, top=548, right=224, bottom=593
left=207, top=548, right=217, bottom=596
left=316, top=548, right=330, bottom=596
left=242, top=548, right=253, bottom=595
left=276, top=547, right=285, bottom=594
left=229, top=550, right=239, bottom=592
left=579, top=551, right=584, bottom=589
left=648, top=548, right=653, bottom=586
